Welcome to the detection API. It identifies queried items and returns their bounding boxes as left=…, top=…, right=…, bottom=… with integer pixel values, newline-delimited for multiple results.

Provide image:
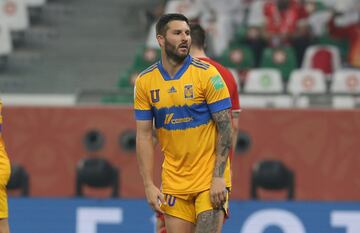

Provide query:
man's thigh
left=195, top=209, right=224, bottom=233
left=194, top=190, right=229, bottom=233
left=161, top=194, right=196, bottom=233
left=164, top=214, right=195, bottom=233
left=0, top=218, right=10, bottom=233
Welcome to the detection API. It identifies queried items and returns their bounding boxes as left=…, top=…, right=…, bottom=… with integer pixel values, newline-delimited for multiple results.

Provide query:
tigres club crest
left=150, top=89, right=160, bottom=103
left=184, top=84, right=194, bottom=99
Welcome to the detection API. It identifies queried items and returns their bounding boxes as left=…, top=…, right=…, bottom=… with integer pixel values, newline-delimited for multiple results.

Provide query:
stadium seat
left=260, top=46, right=297, bottom=82
left=232, top=24, right=247, bottom=44
left=287, top=69, right=327, bottom=95
left=0, top=0, right=30, bottom=46
left=0, top=0, right=29, bottom=31
left=0, top=21, right=12, bottom=54
left=250, top=160, right=294, bottom=200
left=117, top=68, right=138, bottom=89
left=76, top=157, right=120, bottom=198
left=302, top=45, right=341, bottom=77
left=330, top=69, right=360, bottom=94
left=315, top=35, right=349, bottom=62
left=0, top=21, right=12, bottom=70
left=131, top=45, right=161, bottom=72
left=218, top=45, right=255, bottom=70
left=7, top=164, right=30, bottom=196
left=244, top=68, right=283, bottom=93
left=24, top=0, right=47, bottom=23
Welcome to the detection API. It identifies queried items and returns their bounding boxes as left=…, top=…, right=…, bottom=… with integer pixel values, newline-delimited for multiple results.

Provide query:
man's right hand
left=144, top=183, right=166, bottom=213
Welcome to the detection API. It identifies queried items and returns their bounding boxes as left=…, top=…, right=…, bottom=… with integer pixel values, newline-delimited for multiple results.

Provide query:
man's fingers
left=211, top=190, right=227, bottom=208
left=150, top=201, right=164, bottom=213
left=158, top=193, right=166, bottom=205
left=153, top=203, right=164, bottom=213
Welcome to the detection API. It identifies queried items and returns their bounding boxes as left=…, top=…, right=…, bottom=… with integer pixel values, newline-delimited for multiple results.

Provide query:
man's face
left=159, top=20, right=191, bottom=63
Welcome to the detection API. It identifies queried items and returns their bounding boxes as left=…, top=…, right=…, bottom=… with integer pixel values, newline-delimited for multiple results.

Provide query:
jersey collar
left=158, top=55, right=192, bottom=81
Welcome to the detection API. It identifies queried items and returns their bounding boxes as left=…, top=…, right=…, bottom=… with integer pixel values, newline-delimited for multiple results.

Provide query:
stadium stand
left=0, top=0, right=359, bottom=109
left=0, top=0, right=150, bottom=96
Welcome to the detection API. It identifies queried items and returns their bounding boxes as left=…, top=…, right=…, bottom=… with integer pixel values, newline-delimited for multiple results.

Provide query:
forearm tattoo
left=212, top=109, right=232, bottom=177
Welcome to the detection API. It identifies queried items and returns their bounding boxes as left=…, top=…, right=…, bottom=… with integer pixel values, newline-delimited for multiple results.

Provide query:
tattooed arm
left=210, top=108, right=232, bottom=208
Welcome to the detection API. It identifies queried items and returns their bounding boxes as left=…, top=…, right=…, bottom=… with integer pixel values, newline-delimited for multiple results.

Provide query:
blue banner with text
left=8, top=198, right=360, bottom=233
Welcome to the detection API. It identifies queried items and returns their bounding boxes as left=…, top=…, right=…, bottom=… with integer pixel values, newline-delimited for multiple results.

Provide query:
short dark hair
left=190, top=24, right=206, bottom=49
left=156, top=13, right=190, bottom=36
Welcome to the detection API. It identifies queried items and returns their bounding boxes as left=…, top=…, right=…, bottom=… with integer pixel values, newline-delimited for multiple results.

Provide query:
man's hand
left=210, top=177, right=227, bottom=209
left=144, top=183, right=166, bottom=213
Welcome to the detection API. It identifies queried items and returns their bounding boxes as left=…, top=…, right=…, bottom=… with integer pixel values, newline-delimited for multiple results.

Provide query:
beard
left=164, top=39, right=189, bottom=64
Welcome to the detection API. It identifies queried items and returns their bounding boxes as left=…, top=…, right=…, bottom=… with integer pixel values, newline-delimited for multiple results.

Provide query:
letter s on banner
left=241, top=209, right=306, bottom=233
left=76, top=207, right=123, bottom=233
left=331, top=211, right=360, bottom=233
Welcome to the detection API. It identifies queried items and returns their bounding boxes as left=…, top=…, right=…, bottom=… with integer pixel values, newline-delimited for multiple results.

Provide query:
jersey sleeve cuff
left=208, top=98, right=232, bottom=113
left=134, top=109, right=153, bottom=120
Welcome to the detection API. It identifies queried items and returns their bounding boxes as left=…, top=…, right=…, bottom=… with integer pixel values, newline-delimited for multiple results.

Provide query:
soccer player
left=189, top=23, right=241, bottom=154
left=155, top=23, right=242, bottom=233
left=134, top=13, right=233, bottom=233
left=0, top=99, right=11, bottom=233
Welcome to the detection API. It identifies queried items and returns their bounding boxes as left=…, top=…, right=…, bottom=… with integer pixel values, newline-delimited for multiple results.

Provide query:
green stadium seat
left=132, top=45, right=161, bottom=71
left=260, top=47, right=297, bottom=82
left=117, top=68, right=139, bottom=89
left=218, top=45, right=255, bottom=70
left=233, top=24, right=248, bottom=43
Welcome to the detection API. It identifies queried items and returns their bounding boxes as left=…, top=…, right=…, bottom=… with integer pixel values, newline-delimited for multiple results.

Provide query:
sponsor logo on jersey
left=164, top=113, right=193, bottom=125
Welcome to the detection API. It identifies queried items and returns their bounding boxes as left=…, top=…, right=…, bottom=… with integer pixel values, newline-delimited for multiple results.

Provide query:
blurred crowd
left=144, top=0, right=359, bottom=66
left=107, top=0, right=360, bottom=105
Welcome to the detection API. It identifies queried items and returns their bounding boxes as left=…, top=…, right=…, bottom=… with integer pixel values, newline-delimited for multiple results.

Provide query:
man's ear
left=157, top=34, right=164, bottom=47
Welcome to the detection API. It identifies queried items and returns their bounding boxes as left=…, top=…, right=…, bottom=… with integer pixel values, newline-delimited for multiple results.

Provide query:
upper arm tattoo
left=212, top=109, right=232, bottom=177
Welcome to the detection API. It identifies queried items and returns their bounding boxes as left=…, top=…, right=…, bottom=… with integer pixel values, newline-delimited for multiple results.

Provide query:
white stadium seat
left=0, top=0, right=29, bottom=31
left=244, top=68, right=283, bottom=93
left=331, top=69, right=360, bottom=94
left=0, top=21, right=13, bottom=56
left=287, top=69, right=327, bottom=95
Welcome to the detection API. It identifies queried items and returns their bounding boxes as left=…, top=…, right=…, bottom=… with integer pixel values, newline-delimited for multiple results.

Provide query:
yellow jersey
left=134, top=55, right=232, bottom=194
left=0, top=100, right=10, bottom=173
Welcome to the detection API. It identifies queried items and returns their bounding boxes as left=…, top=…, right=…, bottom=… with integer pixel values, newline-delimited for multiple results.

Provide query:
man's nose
left=181, top=33, right=189, bottom=41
